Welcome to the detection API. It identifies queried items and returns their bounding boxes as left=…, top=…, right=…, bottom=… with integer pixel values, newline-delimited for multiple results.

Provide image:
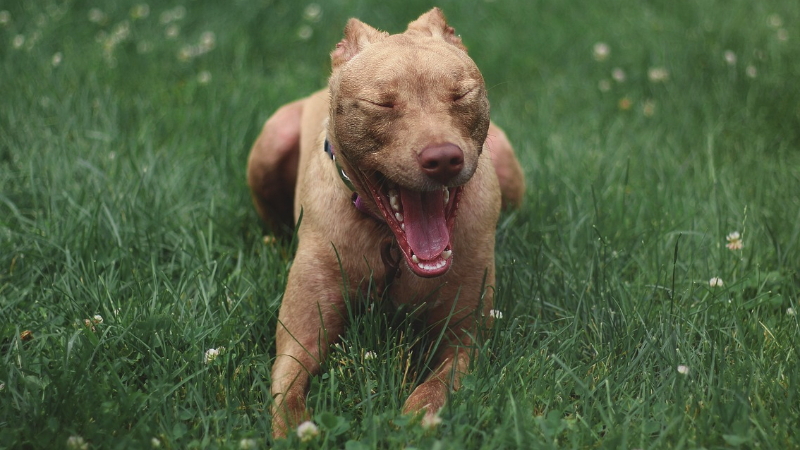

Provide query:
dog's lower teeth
left=390, top=195, right=399, bottom=211
left=412, top=255, right=419, bottom=263
left=395, top=212, right=403, bottom=222
left=442, top=250, right=452, bottom=260
left=416, top=258, right=447, bottom=270
left=443, top=187, right=450, bottom=205
left=401, top=223, right=405, bottom=231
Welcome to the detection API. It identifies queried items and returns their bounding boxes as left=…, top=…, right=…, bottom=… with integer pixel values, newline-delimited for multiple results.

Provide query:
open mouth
left=363, top=174, right=462, bottom=278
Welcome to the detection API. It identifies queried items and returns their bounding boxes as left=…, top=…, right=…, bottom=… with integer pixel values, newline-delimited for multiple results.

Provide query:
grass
left=1, top=0, right=799, bottom=448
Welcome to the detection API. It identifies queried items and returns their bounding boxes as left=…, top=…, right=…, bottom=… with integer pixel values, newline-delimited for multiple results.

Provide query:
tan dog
left=246, top=8, right=524, bottom=437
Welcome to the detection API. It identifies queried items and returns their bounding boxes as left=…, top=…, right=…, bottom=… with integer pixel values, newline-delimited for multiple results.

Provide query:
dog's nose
left=417, top=143, right=464, bottom=184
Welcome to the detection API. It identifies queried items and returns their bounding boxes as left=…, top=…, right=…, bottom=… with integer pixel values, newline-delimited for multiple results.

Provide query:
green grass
left=2, top=0, right=799, bottom=448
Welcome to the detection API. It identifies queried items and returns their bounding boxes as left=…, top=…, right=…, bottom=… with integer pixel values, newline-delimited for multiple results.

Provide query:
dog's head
left=327, top=8, right=490, bottom=278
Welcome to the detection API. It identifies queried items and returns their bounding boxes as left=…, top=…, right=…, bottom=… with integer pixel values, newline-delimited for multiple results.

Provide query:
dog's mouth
left=363, top=174, right=462, bottom=278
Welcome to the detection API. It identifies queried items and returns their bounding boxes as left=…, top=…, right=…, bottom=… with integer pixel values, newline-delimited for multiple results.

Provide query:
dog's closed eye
left=451, top=88, right=475, bottom=102
left=359, top=98, right=395, bottom=109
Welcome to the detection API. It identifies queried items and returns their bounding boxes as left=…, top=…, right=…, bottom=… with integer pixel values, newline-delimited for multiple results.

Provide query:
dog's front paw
left=402, top=379, right=448, bottom=427
left=271, top=394, right=311, bottom=439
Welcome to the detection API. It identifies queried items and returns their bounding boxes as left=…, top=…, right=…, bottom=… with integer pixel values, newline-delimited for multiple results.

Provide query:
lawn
left=1, top=0, right=799, bottom=448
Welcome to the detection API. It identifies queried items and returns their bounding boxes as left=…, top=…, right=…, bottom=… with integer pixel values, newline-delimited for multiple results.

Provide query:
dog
left=246, top=7, right=525, bottom=437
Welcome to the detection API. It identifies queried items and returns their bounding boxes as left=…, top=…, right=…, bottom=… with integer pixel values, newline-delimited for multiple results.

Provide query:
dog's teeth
left=444, top=189, right=450, bottom=205
left=412, top=255, right=419, bottom=264
left=395, top=212, right=403, bottom=222
left=388, top=189, right=400, bottom=211
left=401, top=223, right=405, bottom=231
left=442, top=250, right=452, bottom=260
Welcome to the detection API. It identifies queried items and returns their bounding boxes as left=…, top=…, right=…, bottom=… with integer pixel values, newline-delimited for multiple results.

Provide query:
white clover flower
left=767, top=14, right=783, bottom=28
left=67, top=436, right=88, bottom=450
left=788, top=307, right=796, bottom=316
left=611, top=67, right=626, bottom=82
left=303, top=4, right=322, bottom=22
left=648, top=67, right=670, bottom=83
left=298, top=25, right=313, bottom=41
left=151, top=437, right=161, bottom=448
left=709, top=277, right=724, bottom=288
left=0, top=382, right=5, bottom=391
left=131, top=4, right=150, bottom=19
left=204, top=347, right=221, bottom=364
left=200, top=31, right=216, bottom=50
left=12, top=34, right=25, bottom=49
left=364, top=351, right=376, bottom=360
left=489, top=309, right=503, bottom=319
left=93, top=314, right=103, bottom=324
left=724, top=50, right=737, bottom=65
left=113, top=21, right=130, bottom=41
left=296, top=420, right=319, bottom=442
left=161, top=6, right=186, bottom=24
left=0, top=10, right=10, bottom=26
left=746, top=65, right=757, bottom=78
left=178, top=45, right=194, bottom=61
left=677, top=365, right=689, bottom=375
left=642, top=99, right=656, bottom=117
left=88, top=8, right=106, bottom=24
left=239, top=438, right=258, bottom=449
left=777, top=29, right=788, bottom=42
left=165, top=24, right=179, bottom=39
left=52, top=52, right=63, bottom=67
left=597, top=79, right=611, bottom=92
left=725, top=231, right=743, bottom=251
left=593, top=42, right=610, bottom=61
left=197, top=70, right=212, bottom=84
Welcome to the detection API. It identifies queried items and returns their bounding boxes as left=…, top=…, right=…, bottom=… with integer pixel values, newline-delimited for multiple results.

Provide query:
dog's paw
left=271, top=395, right=311, bottom=439
left=420, top=409, right=443, bottom=429
left=402, top=379, right=448, bottom=424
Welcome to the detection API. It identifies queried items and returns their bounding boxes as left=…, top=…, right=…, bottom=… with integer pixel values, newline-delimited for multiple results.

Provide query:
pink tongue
left=399, top=188, right=449, bottom=260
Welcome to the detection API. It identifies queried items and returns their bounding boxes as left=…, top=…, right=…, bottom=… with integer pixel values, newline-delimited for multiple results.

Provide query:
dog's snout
left=418, top=143, right=464, bottom=184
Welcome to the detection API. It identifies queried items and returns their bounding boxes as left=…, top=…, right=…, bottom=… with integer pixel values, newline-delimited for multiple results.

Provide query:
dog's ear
left=331, top=19, right=388, bottom=69
left=405, top=7, right=466, bottom=51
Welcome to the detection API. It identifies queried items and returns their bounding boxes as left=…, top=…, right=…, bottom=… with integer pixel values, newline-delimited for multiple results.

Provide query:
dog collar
left=324, top=138, right=383, bottom=221
left=324, top=138, right=357, bottom=191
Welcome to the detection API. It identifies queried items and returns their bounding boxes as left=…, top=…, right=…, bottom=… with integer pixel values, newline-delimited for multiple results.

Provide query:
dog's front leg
left=401, top=267, right=495, bottom=425
left=402, top=342, right=472, bottom=425
left=269, top=244, right=346, bottom=438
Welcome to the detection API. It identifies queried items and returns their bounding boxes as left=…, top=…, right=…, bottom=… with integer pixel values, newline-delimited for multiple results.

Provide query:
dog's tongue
left=399, top=188, right=449, bottom=260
